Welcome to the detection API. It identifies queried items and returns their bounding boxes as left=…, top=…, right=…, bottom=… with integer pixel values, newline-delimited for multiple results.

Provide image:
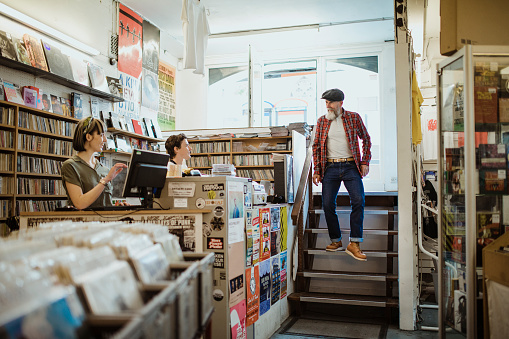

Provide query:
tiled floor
left=270, top=304, right=439, bottom=339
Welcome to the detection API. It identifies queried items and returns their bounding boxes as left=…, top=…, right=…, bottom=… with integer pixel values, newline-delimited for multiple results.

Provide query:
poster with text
left=167, top=215, right=198, bottom=252
left=245, top=209, right=254, bottom=267
left=252, top=207, right=260, bottom=265
left=270, top=255, right=280, bottom=305
left=141, top=68, right=159, bottom=111
left=228, top=181, right=244, bottom=244
left=116, top=72, right=140, bottom=120
left=270, top=230, right=279, bottom=257
left=270, top=206, right=280, bottom=231
left=228, top=241, right=245, bottom=307
left=245, top=265, right=259, bottom=326
left=230, top=300, right=246, bottom=339
left=260, top=207, right=271, bottom=261
left=280, top=206, right=288, bottom=252
left=158, top=61, right=176, bottom=130
left=118, top=4, right=143, bottom=79
left=280, top=251, right=287, bottom=298
left=142, top=21, right=159, bottom=74
left=259, top=259, right=271, bottom=316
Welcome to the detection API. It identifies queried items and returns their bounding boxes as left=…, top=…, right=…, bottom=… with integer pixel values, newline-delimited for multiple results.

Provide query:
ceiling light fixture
left=0, top=3, right=100, bottom=56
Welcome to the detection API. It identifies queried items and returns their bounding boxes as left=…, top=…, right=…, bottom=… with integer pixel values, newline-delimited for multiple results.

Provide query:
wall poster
left=158, top=61, right=176, bottom=130
left=245, top=265, right=259, bottom=326
left=118, top=4, right=143, bottom=79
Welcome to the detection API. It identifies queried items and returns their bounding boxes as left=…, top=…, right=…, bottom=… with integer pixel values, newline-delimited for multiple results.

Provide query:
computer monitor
left=122, top=149, right=169, bottom=208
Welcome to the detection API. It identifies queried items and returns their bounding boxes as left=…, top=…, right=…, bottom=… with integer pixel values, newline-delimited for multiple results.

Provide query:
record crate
left=83, top=281, right=180, bottom=339
left=180, top=252, right=215, bottom=330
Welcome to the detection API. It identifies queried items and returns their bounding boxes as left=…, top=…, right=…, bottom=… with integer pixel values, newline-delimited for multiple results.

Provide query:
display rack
left=0, top=56, right=124, bottom=102
left=0, top=100, right=79, bottom=218
left=188, top=136, right=292, bottom=181
left=437, top=45, right=509, bottom=338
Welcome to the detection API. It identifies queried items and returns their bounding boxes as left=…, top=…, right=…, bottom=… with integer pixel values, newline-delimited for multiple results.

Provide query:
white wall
left=176, top=42, right=399, bottom=192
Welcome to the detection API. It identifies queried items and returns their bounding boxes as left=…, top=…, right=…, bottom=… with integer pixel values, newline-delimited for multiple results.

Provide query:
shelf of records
left=16, top=199, right=65, bottom=214
left=0, top=30, right=124, bottom=102
left=0, top=221, right=214, bottom=339
left=103, top=134, right=161, bottom=155
left=237, top=169, right=275, bottom=181
left=104, top=113, right=164, bottom=142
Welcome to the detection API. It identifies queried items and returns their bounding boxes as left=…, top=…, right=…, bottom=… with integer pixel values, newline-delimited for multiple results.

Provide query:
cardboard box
left=440, top=0, right=509, bottom=56
left=483, top=232, right=509, bottom=338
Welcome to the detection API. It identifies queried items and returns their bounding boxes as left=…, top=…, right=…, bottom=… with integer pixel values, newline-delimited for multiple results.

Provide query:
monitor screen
left=122, top=149, right=169, bottom=208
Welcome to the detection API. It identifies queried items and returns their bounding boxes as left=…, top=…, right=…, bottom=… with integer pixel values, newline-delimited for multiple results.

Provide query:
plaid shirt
left=313, top=109, right=371, bottom=179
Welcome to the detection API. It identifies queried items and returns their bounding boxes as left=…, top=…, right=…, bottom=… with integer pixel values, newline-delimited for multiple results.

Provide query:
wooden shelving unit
left=188, top=135, right=292, bottom=181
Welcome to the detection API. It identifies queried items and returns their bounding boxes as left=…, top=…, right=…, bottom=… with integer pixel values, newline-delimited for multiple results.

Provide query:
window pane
left=208, top=66, right=249, bottom=128
left=262, top=60, right=317, bottom=127
left=326, top=56, right=380, bottom=183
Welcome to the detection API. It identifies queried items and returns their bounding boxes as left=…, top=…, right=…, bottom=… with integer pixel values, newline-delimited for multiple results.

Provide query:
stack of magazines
left=288, top=122, right=311, bottom=137
left=270, top=126, right=289, bottom=137
left=212, top=163, right=236, bottom=176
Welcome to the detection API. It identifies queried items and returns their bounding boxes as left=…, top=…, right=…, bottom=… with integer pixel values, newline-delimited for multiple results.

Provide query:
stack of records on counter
left=270, top=126, right=289, bottom=137
left=288, top=122, right=311, bottom=137
left=212, top=163, right=236, bottom=177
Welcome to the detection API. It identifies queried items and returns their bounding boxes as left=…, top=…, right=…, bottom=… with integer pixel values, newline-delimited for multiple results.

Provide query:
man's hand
left=312, top=174, right=321, bottom=186
left=360, top=165, right=369, bottom=178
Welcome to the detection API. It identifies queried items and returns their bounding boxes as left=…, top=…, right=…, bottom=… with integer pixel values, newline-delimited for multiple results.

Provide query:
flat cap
left=321, top=88, right=344, bottom=102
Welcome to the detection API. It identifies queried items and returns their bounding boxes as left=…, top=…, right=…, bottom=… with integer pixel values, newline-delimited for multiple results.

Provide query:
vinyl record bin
left=168, top=261, right=200, bottom=339
left=181, top=252, right=215, bottom=330
left=83, top=275, right=181, bottom=338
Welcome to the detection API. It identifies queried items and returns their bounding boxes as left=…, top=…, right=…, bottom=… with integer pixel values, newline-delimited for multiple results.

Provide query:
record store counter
left=19, top=209, right=211, bottom=232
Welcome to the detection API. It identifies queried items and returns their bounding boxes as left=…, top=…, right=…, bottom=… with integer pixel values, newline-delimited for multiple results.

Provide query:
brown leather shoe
left=346, top=242, right=367, bottom=261
left=325, top=241, right=343, bottom=252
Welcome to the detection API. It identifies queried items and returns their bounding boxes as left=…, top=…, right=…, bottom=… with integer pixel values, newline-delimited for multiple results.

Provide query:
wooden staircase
left=288, top=127, right=399, bottom=320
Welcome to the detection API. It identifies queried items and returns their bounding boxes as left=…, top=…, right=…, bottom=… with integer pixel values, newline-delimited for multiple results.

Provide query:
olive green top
left=61, top=155, right=113, bottom=208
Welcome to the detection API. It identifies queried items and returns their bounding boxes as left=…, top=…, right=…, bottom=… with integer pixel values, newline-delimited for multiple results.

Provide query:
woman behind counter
left=165, top=133, right=192, bottom=169
left=61, top=117, right=127, bottom=209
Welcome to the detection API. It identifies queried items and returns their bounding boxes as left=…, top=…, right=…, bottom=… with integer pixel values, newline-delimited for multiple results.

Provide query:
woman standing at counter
left=61, top=117, right=127, bottom=209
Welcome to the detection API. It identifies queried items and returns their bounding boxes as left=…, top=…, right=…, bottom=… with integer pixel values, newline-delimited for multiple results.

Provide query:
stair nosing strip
left=302, top=272, right=386, bottom=281
left=300, top=296, right=386, bottom=307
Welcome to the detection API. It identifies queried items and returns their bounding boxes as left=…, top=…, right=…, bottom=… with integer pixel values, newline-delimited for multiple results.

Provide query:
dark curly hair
left=165, top=133, right=187, bottom=159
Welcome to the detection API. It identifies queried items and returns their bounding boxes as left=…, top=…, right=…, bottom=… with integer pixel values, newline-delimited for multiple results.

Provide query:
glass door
left=438, top=52, right=467, bottom=338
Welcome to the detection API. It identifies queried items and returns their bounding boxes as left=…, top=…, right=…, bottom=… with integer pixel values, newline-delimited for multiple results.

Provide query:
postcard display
left=437, top=46, right=509, bottom=338
left=156, top=176, right=291, bottom=339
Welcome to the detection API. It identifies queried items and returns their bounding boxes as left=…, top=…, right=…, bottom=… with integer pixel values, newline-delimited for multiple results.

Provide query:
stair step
left=305, top=229, right=398, bottom=236
left=311, top=209, right=396, bottom=215
left=298, top=269, right=398, bottom=281
left=288, top=292, right=398, bottom=308
left=304, top=248, right=398, bottom=258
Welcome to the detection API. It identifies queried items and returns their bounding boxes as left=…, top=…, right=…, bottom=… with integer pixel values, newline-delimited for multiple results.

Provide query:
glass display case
left=437, top=45, right=509, bottom=338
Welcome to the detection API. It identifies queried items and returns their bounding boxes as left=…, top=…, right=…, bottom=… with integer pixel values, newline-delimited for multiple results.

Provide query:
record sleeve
left=87, top=63, right=110, bottom=93
left=61, top=97, right=72, bottom=117
left=71, top=92, right=83, bottom=119
left=12, top=37, right=31, bottom=65
left=130, top=244, right=168, bottom=284
left=0, top=30, right=17, bottom=60
left=131, top=119, right=143, bottom=135
left=41, top=40, right=73, bottom=79
left=22, top=87, right=38, bottom=108
left=22, top=34, right=48, bottom=71
left=0, top=77, right=5, bottom=101
left=69, top=56, right=90, bottom=86
left=106, top=76, right=123, bottom=96
left=51, top=94, right=63, bottom=114
left=77, top=260, right=143, bottom=314
left=3, top=81, right=24, bottom=105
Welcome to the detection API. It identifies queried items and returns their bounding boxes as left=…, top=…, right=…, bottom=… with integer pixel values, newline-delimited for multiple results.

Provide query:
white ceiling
left=121, top=0, right=395, bottom=58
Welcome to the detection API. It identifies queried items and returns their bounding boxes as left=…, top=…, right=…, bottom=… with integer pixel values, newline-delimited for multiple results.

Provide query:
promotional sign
left=245, top=265, right=260, bottom=326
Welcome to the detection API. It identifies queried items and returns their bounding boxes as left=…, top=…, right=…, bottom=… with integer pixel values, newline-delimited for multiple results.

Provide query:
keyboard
left=55, top=205, right=142, bottom=212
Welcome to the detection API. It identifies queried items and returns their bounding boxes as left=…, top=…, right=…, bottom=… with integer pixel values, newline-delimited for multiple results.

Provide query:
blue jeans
left=322, top=161, right=365, bottom=243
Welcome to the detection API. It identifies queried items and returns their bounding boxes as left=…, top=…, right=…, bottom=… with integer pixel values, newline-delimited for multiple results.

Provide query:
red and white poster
left=118, top=4, right=143, bottom=79
left=259, top=207, right=271, bottom=262
left=245, top=265, right=259, bottom=326
left=230, top=300, right=247, bottom=339
left=252, top=207, right=260, bottom=265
